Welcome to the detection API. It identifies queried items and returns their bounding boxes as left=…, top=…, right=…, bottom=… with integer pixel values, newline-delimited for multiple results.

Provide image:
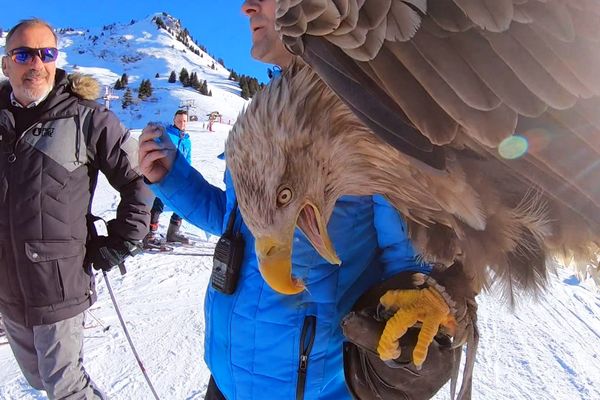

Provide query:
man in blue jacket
left=138, top=1, right=430, bottom=399
left=143, top=109, right=192, bottom=247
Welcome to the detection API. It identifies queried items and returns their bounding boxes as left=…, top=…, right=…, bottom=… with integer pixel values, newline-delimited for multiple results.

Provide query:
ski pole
left=87, top=214, right=160, bottom=400
left=103, top=269, right=161, bottom=400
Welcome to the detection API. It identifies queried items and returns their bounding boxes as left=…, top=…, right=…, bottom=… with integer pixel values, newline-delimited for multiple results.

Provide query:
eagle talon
left=376, top=286, right=456, bottom=368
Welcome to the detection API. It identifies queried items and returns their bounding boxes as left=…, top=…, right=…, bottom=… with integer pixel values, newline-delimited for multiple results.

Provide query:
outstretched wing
left=275, top=0, right=600, bottom=231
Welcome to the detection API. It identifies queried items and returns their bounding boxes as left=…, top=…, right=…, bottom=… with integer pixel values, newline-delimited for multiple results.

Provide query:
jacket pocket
left=23, top=240, right=86, bottom=307
left=296, top=315, right=317, bottom=400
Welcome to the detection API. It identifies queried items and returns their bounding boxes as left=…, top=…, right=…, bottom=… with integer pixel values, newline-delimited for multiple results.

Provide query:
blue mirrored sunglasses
left=6, top=47, right=59, bottom=64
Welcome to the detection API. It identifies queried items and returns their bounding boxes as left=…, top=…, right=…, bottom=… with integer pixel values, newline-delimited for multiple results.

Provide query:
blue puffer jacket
left=152, top=156, right=430, bottom=400
left=165, top=124, right=191, bottom=164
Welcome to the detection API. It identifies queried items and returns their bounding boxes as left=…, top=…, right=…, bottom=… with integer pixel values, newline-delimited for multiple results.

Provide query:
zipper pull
left=7, top=153, right=16, bottom=163
left=299, top=355, right=308, bottom=371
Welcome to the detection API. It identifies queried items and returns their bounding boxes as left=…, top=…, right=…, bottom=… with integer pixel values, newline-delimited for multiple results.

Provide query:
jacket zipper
left=296, top=315, right=316, bottom=400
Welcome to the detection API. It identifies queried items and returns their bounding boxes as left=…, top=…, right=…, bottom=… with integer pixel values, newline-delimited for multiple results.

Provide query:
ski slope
left=0, top=122, right=598, bottom=399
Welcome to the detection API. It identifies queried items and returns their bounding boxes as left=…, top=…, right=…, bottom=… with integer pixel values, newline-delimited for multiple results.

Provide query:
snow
left=1, top=15, right=600, bottom=400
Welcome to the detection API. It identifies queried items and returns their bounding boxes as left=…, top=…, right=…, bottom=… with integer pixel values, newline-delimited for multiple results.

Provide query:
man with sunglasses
left=0, top=19, right=151, bottom=399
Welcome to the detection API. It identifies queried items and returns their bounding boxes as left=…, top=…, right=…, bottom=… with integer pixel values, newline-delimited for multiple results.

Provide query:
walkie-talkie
left=211, top=201, right=244, bottom=294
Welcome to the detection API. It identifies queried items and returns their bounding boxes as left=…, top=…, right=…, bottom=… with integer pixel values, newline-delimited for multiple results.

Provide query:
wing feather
left=481, top=30, right=578, bottom=110
left=452, top=0, right=514, bottom=32
left=411, top=29, right=501, bottom=111
left=517, top=0, right=575, bottom=42
left=387, top=40, right=517, bottom=146
left=427, top=0, right=474, bottom=32
left=509, top=23, right=594, bottom=99
left=448, top=30, right=548, bottom=117
left=274, top=0, right=600, bottom=297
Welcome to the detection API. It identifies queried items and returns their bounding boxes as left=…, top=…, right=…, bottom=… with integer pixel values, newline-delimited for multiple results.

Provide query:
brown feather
left=427, top=0, right=475, bottom=32
left=387, top=40, right=518, bottom=147
left=385, top=0, right=423, bottom=42
left=367, top=45, right=461, bottom=145
left=481, top=30, right=578, bottom=110
left=509, top=23, right=594, bottom=99
left=518, top=0, right=575, bottom=42
left=567, top=5, right=600, bottom=42
left=411, top=29, right=502, bottom=111
left=531, top=25, right=600, bottom=96
left=452, top=0, right=514, bottom=32
left=448, top=30, right=548, bottom=117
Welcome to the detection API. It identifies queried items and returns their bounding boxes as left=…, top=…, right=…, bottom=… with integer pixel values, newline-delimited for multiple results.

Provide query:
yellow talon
left=376, top=287, right=456, bottom=368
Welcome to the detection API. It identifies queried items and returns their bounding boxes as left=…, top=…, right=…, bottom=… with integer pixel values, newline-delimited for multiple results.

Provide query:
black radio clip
left=211, top=200, right=244, bottom=294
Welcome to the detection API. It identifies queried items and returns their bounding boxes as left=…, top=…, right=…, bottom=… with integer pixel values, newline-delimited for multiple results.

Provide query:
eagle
left=225, top=0, right=600, bottom=393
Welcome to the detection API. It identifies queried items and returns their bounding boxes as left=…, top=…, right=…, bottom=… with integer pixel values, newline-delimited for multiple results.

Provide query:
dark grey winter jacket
left=0, top=69, right=151, bottom=327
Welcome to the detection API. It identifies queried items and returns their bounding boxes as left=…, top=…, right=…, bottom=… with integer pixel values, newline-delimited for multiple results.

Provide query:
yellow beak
left=255, top=202, right=341, bottom=296
left=296, top=202, right=341, bottom=266
left=256, top=236, right=305, bottom=295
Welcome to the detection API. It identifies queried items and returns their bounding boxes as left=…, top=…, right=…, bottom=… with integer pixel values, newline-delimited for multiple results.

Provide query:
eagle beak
left=256, top=236, right=305, bottom=295
left=296, top=202, right=341, bottom=266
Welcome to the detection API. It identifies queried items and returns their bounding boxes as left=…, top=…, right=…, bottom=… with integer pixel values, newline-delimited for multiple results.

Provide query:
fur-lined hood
left=0, top=69, right=100, bottom=101
left=66, top=72, right=101, bottom=100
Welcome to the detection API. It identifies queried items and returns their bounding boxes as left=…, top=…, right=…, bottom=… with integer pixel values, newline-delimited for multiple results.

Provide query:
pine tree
left=187, top=72, right=197, bottom=90
left=114, top=78, right=123, bottom=90
left=137, top=80, right=146, bottom=99
left=200, top=80, right=209, bottom=96
left=122, top=88, right=133, bottom=109
left=179, top=67, right=189, bottom=87
left=138, top=79, right=153, bottom=100
left=168, top=71, right=177, bottom=83
left=208, top=90, right=212, bottom=97
left=121, top=73, right=129, bottom=86
left=211, top=62, right=215, bottom=70
left=155, top=73, right=160, bottom=78
left=240, top=79, right=250, bottom=100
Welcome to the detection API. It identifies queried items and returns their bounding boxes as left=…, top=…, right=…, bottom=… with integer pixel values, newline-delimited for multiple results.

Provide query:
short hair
left=6, top=19, right=58, bottom=50
left=174, top=109, right=188, bottom=117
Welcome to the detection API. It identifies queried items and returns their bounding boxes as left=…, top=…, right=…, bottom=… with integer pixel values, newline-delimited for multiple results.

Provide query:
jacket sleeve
left=373, top=194, right=431, bottom=279
left=183, top=136, right=192, bottom=164
left=89, top=108, right=153, bottom=242
left=150, top=154, right=227, bottom=236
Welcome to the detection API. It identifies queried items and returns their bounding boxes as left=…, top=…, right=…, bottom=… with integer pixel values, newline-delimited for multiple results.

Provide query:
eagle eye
left=276, top=187, right=293, bottom=207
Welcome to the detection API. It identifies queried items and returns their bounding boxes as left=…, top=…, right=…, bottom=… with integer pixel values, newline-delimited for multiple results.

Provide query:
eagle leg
left=376, top=287, right=457, bottom=369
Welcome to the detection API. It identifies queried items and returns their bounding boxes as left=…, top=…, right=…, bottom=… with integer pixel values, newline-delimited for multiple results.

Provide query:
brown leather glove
left=341, top=262, right=479, bottom=400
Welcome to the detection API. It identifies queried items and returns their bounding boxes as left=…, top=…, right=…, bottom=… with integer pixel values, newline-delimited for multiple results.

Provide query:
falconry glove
left=342, top=263, right=479, bottom=400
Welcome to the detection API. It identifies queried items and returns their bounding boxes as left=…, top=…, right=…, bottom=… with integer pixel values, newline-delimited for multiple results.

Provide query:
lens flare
left=498, top=135, right=528, bottom=159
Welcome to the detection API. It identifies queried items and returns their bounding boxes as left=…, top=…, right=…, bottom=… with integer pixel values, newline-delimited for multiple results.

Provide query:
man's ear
left=1, top=56, right=8, bottom=77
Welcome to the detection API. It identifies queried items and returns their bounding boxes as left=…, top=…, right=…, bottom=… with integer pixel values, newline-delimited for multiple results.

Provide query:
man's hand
left=86, top=236, right=142, bottom=272
left=138, top=122, right=177, bottom=183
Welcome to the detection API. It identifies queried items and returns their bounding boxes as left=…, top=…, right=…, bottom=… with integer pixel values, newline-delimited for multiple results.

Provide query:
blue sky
left=0, top=1, right=273, bottom=81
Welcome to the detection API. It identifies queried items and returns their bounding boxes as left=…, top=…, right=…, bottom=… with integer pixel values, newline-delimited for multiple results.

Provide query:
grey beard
left=19, top=84, right=53, bottom=106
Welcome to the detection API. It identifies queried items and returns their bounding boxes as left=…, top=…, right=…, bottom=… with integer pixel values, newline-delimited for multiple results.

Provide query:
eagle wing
left=275, top=0, right=600, bottom=236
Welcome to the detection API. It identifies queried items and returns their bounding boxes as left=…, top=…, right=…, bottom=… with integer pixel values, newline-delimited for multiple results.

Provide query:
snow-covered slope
left=0, top=13, right=247, bottom=129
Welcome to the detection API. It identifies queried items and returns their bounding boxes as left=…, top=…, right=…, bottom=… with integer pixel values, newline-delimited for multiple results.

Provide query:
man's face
left=242, top=0, right=292, bottom=67
left=1, top=23, right=57, bottom=106
left=174, top=113, right=188, bottom=132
